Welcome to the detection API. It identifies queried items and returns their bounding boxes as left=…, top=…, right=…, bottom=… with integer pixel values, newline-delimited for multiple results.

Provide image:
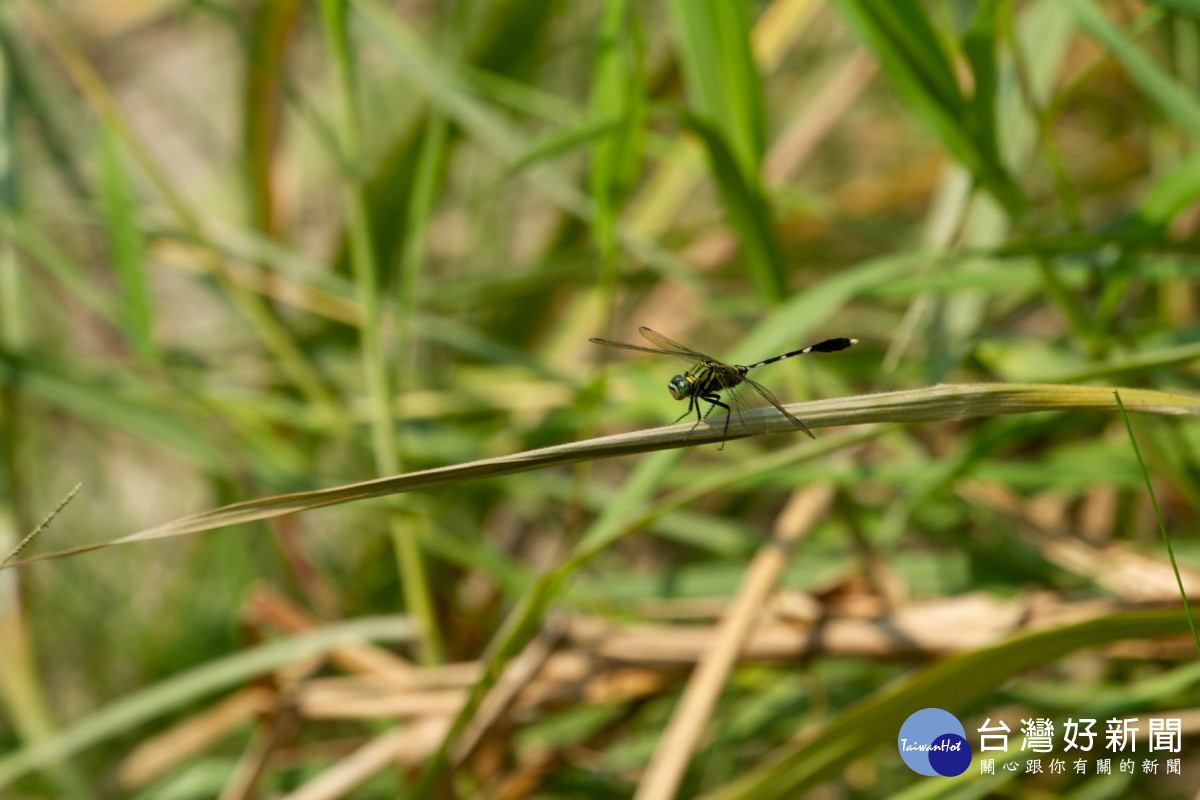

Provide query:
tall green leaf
left=832, top=0, right=1026, bottom=216
left=667, top=0, right=786, bottom=301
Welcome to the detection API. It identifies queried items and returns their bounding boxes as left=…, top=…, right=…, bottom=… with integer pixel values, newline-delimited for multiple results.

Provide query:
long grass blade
left=5, top=384, right=1199, bottom=569
left=1113, top=390, right=1200, bottom=656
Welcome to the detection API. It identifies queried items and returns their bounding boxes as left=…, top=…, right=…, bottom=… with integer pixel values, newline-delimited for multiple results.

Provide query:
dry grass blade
left=4, top=383, right=1198, bottom=569
left=279, top=720, right=449, bottom=800
left=634, top=484, right=835, bottom=800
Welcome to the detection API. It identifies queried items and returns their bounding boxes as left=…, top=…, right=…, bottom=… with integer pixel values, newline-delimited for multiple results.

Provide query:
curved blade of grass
left=0, top=351, right=305, bottom=478
left=0, top=353, right=227, bottom=471
left=590, top=0, right=646, bottom=260
left=512, top=114, right=619, bottom=176
left=682, top=111, right=787, bottom=301
left=0, top=616, right=416, bottom=789
left=1114, top=390, right=1200, bottom=655
left=830, top=0, right=1025, bottom=215
left=1064, top=0, right=1200, bottom=138
left=666, top=0, right=785, bottom=300
left=666, top=0, right=765, bottom=175
left=4, top=383, right=1200, bottom=569
left=697, top=607, right=1192, bottom=800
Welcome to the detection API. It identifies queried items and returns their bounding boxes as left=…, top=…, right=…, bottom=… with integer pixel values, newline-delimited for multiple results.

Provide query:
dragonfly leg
left=671, top=394, right=700, bottom=426
left=700, top=393, right=731, bottom=449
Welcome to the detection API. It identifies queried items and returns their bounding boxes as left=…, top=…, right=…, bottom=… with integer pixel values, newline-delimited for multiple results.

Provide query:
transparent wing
left=731, top=377, right=815, bottom=439
left=588, top=337, right=680, bottom=356
left=588, top=327, right=712, bottom=367
left=635, top=327, right=716, bottom=360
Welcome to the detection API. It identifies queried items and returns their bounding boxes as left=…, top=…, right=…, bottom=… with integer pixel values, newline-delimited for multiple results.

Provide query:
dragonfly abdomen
left=748, top=337, right=857, bottom=369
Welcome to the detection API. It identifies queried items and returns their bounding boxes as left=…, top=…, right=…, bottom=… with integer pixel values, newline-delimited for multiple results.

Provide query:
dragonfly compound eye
left=668, top=375, right=692, bottom=400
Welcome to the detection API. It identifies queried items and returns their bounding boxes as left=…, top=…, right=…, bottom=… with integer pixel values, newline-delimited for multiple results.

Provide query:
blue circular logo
left=898, top=708, right=972, bottom=776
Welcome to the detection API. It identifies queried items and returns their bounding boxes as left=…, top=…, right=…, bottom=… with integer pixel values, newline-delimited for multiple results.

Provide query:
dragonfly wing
left=637, top=327, right=716, bottom=361
left=739, top=376, right=815, bottom=439
left=589, top=338, right=684, bottom=355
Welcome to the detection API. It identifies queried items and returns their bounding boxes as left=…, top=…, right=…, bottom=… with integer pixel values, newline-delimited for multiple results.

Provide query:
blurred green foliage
left=0, top=0, right=1198, bottom=797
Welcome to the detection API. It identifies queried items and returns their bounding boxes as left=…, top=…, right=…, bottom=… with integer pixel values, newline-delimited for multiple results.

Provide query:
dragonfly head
left=668, top=374, right=694, bottom=401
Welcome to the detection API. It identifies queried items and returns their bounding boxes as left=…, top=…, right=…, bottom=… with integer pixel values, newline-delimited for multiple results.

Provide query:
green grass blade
left=95, top=129, right=156, bottom=361
left=962, top=0, right=1001, bottom=172
left=590, top=0, right=645, bottom=260
left=318, top=0, right=442, bottom=664
left=831, top=0, right=1025, bottom=215
left=0, top=214, right=119, bottom=327
left=667, top=0, right=786, bottom=300
left=512, top=114, right=619, bottom=176
left=698, top=608, right=1192, bottom=800
left=666, top=0, right=765, bottom=175
left=1129, top=147, right=1200, bottom=233
left=682, top=112, right=787, bottom=300
left=1064, top=0, right=1200, bottom=138
left=1113, top=390, right=1200, bottom=655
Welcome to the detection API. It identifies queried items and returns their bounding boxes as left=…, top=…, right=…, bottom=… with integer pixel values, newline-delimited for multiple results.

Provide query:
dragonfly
left=589, top=326, right=856, bottom=446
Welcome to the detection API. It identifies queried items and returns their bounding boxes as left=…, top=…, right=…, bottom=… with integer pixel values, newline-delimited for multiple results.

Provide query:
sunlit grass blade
left=6, top=383, right=1200, bottom=570
left=667, top=0, right=786, bottom=300
left=590, top=0, right=645, bottom=260
left=666, top=0, right=765, bottom=175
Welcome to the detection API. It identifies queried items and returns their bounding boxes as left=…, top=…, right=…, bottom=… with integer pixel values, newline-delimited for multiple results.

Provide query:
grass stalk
left=316, top=0, right=442, bottom=664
